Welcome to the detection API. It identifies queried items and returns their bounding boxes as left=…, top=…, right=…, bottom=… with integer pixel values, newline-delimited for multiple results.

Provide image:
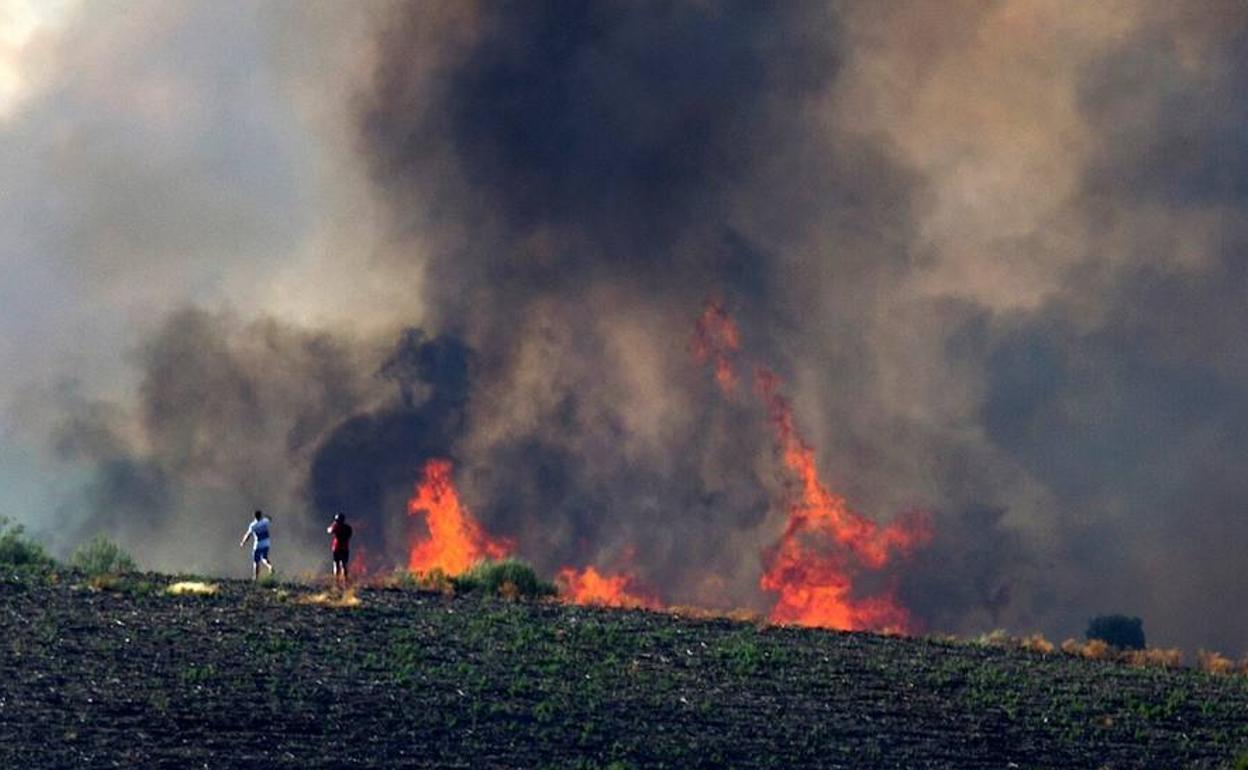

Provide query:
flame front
left=556, top=566, right=660, bottom=609
left=407, top=458, right=511, bottom=575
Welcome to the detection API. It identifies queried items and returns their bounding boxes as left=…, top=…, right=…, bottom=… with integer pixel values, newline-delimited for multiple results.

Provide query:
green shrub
left=0, top=517, right=55, bottom=570
left=70, top=535, right=137, bottom=577
left=452, top=558, right=556, bottom=599
left=1086, top=614, right=1146, bottom=650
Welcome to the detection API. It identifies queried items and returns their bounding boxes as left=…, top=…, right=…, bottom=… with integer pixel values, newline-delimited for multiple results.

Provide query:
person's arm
left=327, top=522, right=335, bottom=535
left=239, top=524, right=252, bottom=548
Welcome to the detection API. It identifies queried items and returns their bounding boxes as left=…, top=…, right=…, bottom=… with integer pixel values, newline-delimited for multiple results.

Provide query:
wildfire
left=693, top=300, right=933, bottom=633
left=407, top=458, right=511, bottom=575
left=556, top=566, right=659, bottom=609
left=691, top=299, right=741, bottom=394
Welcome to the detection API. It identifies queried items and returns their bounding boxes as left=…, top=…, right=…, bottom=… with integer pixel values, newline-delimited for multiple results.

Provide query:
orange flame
left=691, top=299, right=933, bottom=633
left=556, top=566, right=660, bottom=609
left=755, top=367, right=932, bottom=632
left=691, top=299, right=741, bottom=394
left=407, top=458, right=511, bottom=575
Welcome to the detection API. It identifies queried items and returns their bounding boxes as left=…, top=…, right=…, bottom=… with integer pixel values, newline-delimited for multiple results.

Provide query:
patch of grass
left=166, top=581, right=219, bottom=596
left=87, top=574, right=157, bottom=596
left=382, top=567, right=455, bottom=594
left=70, top=535, right=137, bottom=577
left=452, top=558, right=557, bottom=599
left=0, top=516, right=56, bottom=571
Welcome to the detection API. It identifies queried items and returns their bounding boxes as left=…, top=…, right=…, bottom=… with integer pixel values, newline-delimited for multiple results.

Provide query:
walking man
left=240, top=509, right=274, bottom=581
left=327, top=512, right=353, bottom=585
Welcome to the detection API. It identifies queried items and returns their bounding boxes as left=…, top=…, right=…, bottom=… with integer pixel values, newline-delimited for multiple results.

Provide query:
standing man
left=327, top=513, right=353, bottom=585
left=240, top=510, right=274, bottom=581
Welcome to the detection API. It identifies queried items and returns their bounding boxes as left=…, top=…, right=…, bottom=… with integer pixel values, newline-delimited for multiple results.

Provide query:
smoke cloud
left=5, top=0, right=1248, bottom=651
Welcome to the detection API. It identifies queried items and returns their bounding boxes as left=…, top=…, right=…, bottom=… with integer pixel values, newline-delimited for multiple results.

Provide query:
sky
left=1, top=0, right=1247, bottom=654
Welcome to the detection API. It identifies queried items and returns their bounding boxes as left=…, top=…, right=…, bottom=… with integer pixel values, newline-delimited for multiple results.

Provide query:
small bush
left=452, top=558, right=556, bottom=599
left=70, top=535, right=137, bottom=577
left=0, top=517, right=55, bottom=570
left=1086, top=614, right=1146, bottom=650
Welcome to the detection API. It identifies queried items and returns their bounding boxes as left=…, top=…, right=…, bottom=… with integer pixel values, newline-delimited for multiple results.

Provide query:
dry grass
left=1196, top=649, right=1235, bottom=675
left=1020, top=633, right=1055, bottom=655
left=296, top=588, right=361, bottom=608
left=165, top=581, right=219, bottom=596
left=974, top=630, right=1055, bottom=656
left=666, top=605, right=765, bottom=625
left=379, top=568, right=455, bottom=595
left=1060, top=638, right=1113, bottom=661
left=1122, top=647, right=1184, bottom=670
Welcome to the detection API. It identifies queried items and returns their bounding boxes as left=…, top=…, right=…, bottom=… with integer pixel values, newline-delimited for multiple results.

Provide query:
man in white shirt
left=239, top=509, right=274, bottom=581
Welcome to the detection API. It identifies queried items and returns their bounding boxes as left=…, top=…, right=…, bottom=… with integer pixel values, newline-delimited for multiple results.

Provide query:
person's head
left=334, top=513, right=345, bottom=523
left=254, top=510, right=263, bottom=521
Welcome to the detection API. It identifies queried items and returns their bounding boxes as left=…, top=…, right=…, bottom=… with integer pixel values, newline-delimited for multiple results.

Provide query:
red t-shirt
left=330, top=521, right=353, bottom=552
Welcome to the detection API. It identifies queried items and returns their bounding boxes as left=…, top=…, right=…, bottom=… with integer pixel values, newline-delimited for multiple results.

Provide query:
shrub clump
left=0, top=517, right=56, bottom=571
left=1086, top=614, right=1145, bottom=650
left=452, top=558, right=556, bottom=599
left=70, top=535, right=137, bottom=578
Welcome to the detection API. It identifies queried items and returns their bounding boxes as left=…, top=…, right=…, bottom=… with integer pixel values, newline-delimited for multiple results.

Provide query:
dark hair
left=254, top=510, right=263, bottom=520
left=334, top=513, right=345, bottom=523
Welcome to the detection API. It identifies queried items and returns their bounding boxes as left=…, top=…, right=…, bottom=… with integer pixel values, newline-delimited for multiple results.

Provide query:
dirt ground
left=1, top=572, right=1246, bottom=769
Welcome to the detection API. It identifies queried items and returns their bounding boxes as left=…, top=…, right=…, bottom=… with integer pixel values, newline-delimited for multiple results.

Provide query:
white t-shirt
left=247, top=517, right=271, bottom=549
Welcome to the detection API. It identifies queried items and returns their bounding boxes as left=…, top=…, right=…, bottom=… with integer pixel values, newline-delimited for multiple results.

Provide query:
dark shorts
left=253, top=546, right=270, bottom=563
left=333, top=550, right=350, bottom=564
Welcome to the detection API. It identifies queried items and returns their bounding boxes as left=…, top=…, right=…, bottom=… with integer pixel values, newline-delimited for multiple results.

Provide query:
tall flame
left=556, top=566, right=660, bottom=609
left=407, top=458, right=511, bottom=575
left=755, top=368, right=932, bottom=632
left=692, top=299, right=933, bottom=633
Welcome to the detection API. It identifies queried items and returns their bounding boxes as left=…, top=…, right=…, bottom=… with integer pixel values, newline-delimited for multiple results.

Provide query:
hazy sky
left=3, top=0, right=1247, bottom=653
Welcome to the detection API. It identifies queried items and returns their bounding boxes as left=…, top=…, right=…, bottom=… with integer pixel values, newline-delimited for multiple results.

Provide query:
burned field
left=1, top=574, right=1246, bottom=769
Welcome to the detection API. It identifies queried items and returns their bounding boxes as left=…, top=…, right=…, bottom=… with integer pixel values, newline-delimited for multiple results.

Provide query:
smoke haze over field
left=3, top=0, right=1248, bottom=652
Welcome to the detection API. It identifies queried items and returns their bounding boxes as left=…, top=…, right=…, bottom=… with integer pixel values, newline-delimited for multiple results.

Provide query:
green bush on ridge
left=70, top=535, right=137, bottom=578
left=452, top=558, right=557, bottom=599
left=0, top=517, right=56, bottom=571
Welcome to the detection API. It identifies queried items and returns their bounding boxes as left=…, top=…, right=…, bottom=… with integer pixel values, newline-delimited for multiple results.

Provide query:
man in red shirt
left=327, top=513, right=354, bottom=585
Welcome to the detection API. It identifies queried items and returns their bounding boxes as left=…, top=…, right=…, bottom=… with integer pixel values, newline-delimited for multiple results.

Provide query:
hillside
left=1, top=572, right=1246, bottom=769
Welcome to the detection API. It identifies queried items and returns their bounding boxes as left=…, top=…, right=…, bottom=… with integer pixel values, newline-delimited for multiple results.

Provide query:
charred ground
left=1, top=572, right=1246, bottom=769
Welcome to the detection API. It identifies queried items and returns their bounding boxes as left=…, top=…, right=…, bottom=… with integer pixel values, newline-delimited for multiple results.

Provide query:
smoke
left=7, top=0, right=1248, bottom=651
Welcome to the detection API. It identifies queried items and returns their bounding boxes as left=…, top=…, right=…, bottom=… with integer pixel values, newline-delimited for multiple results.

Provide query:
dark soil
left=1, top=572, right=1246, bottom=769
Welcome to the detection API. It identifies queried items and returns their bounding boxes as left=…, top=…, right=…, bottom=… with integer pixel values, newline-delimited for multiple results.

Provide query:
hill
left=1, top=572, right=1246, bottom=769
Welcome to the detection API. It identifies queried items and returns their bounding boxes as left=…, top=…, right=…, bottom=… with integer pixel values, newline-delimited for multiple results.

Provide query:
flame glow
left=407, top=458, right=511, bottom=575
left=556, top=566, right=659, bottom=609
left=691, top=299, right=741, bottom=394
